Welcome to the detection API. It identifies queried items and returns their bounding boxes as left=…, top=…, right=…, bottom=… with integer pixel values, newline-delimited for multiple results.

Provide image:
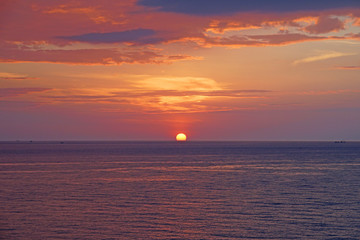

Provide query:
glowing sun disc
left=176, top=133, right=187, bottom=141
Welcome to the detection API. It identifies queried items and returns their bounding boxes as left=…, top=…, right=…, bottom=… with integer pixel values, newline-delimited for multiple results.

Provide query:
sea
left=0, top=141, right=360, bottom=239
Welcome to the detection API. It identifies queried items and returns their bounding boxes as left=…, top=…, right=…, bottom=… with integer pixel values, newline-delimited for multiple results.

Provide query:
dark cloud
left=305, top=16, right=345, bottom=34
left=60, top=29, right=162, bottom=44
left=139, top=0, right=360, bottom=15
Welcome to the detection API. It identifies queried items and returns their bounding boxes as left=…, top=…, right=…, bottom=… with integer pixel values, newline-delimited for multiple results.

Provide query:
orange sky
left=1, top=0, right=360, bottom=140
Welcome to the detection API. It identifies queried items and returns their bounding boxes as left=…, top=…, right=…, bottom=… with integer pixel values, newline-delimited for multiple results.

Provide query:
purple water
left=1, top=141, right=360, bottom=239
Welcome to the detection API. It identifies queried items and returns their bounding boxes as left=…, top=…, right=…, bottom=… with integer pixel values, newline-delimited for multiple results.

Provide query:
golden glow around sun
left=176, top=133, right=187, bottom=141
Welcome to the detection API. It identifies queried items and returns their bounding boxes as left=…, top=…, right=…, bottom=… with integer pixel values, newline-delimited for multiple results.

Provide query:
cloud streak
left=2, top=75, right=271, bottom=113
left=0, top=72, right=38, bottom=80
left=335, top=65, right=360, bottom=70
left=0, top=42, right=196, bottom=65
left=39, top=88, right=271, bottom=113
left=0, top=88, right=51, bottom=97
left=204, top=33, right=327, bottom=47
left=292, top=51, right=356, bottom=65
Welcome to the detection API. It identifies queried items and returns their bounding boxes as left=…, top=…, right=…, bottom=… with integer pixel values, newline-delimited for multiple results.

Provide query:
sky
left=0, top=0, right=360, bottom=141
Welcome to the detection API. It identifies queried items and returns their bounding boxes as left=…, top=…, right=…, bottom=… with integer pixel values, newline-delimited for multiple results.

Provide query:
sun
left=176, top=133, right=187, bottom=141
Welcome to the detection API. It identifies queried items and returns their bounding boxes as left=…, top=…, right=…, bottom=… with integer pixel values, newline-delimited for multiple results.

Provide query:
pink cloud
left=1, top=1, right=359, bottom=65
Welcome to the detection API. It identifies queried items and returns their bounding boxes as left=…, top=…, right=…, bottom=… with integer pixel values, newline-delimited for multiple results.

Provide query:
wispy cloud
left=31, top=76, right=272, bottom=113
left=0, top=88, right=51, bottom=97
left=292, top=51, right=356, bottom=65
left=0, top=42, right=197, bottom=65
left=335, top=65, right=360, bottom=70
left=135, top=77, right=221, bottom=91
left=298, top=89, right=360, bottom=95
left=0, top=72, right=38, bottom=80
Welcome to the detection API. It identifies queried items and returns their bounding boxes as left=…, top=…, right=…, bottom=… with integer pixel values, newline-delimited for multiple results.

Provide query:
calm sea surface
left=1, top=141, right=360, bottom=239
